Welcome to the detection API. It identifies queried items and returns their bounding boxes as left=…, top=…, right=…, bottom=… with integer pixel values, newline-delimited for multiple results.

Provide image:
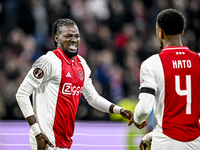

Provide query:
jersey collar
left=57, top=47, right=79, bottom=65
left=162, top=46, right=189, bottom=52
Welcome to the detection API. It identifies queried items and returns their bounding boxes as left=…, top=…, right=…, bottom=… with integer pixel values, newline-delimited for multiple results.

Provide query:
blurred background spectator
left=0, top=0, right=200, bottom=123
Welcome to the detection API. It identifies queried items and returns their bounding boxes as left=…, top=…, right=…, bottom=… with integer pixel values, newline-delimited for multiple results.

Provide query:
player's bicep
left=25, top=67, right=45, bottom=88
left=139, top=60, right=157, bottom=93
left=140, top=87, right=155, bottom=96
left=82, top=77, right=99, bottom=101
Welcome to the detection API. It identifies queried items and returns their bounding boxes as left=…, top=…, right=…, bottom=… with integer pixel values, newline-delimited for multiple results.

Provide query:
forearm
left=26, top=115, right=42, bottom=136
left=134, top=93, right=154, bottom=124
left=16, top=87, right=35, bottom=118
left=26, top=115, right=37, bottom=126
left=82, top=78, right=123, bottom=114
left=87, top=95, right=122, bottom=114
left=16, top=88, right=42, bottom=136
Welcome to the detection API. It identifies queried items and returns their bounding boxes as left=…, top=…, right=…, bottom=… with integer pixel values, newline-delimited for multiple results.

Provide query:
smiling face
left=54, top=25, right=80, bottom=59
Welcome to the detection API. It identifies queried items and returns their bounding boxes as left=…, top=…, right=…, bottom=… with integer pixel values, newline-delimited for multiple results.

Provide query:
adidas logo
left=66, top=72, right=72, bottom=77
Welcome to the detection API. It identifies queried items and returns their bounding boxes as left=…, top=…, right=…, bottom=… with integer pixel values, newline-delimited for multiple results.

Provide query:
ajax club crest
left=78, top=70, right=84, bottom=81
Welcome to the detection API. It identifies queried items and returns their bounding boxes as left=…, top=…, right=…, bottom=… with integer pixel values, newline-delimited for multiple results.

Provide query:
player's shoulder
left=33, top=51, right=59, bottom=69
left=142, top=54, right=159, bottom=66
left=77, top=55, right=91, bottom=74
left=77, top=55, right=85, bottom=62
left=77, top=55, right=88, bottom=66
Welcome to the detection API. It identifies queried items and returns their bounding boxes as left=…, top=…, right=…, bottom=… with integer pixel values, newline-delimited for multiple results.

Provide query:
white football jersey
left=139, top=46, right=200, bottom=142
left=16, top=47, right=113, bottom=148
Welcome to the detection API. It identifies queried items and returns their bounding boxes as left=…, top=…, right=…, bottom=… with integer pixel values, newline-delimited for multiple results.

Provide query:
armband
left=31, top=123, right=42, bottom=137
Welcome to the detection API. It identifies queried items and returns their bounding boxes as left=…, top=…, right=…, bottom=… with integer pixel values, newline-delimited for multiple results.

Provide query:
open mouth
left=69, top=45, right=77, bottom=51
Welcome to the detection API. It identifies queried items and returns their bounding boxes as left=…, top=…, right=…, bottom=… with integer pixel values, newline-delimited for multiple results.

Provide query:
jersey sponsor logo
left=28, top=74, right=40, bottom=85
left=62, top=83, right=83, bottom=95
left=33, top=68, right=44, bottom=79
left=66, top=72, right=72, bottom=77
left=78, top=70, right=84, bottom=81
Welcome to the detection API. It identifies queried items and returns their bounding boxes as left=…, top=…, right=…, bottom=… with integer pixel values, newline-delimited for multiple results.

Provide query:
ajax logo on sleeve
left=33, top=68, right=44, bottom=79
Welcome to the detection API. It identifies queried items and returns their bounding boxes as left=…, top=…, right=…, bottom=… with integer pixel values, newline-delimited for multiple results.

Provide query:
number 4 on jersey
left=175, top=75, right=191, bottom=114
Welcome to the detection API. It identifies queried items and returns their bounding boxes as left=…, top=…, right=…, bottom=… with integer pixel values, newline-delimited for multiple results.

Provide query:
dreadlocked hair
left=52, top=18, right=77, bottom=47
left=156, top=8, right=186, bottom=35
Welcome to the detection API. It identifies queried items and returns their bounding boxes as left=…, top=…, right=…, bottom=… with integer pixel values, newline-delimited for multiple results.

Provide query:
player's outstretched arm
left=120, top=109, right=134, bottom=126
left=109, top=104, right=136, bottom=126
left=109, top=104, right=134, bottom=126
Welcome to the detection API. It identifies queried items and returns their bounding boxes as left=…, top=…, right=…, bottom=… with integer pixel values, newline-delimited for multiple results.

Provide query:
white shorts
left=151, top=127, right=200, bottom=150
left=29, top=129, right=70, bottom=150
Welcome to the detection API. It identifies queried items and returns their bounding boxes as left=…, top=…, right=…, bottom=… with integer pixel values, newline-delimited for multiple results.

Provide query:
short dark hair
left=156, top=9, right=186, bottom=35
left=52, top=18, right=77, bottom=47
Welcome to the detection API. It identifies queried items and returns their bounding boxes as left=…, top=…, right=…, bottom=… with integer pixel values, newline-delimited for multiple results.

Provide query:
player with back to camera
left=16, top=18, right=146, bottom=150
left=132, top=9, right=200, bottom=150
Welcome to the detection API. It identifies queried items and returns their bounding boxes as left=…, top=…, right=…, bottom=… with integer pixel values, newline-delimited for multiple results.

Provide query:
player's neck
left=163, top=35, right=183, bottom=47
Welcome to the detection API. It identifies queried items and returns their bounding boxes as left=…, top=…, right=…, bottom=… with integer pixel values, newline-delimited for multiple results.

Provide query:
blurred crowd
left=0, top=0, right=200, bottom=121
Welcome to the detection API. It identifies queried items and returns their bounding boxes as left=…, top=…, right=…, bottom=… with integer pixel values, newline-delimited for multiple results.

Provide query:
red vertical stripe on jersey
left=159, top=46, right=200, bottom=142
left=52, top=48, right=85, bottom=148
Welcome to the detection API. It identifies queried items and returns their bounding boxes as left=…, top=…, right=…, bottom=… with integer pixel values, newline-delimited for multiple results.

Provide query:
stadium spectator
left=0, top=0, right=200, bottom=121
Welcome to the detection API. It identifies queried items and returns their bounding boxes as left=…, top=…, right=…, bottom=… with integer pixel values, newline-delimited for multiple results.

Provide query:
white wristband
left=142, top=131, right=153, bottom=145
left=31, top=123, right=42, bottom=136
left=113, top=105, right=123, bottom=114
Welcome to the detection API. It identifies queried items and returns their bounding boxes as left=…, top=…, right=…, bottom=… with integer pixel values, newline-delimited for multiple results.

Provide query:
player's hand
left=133, top=120, right=147, bottom=129
left=36, top=133, right=54, bottom=150
left=120, top=109, right=134, bottom=126
left=139, top=140, right=147, bottom=150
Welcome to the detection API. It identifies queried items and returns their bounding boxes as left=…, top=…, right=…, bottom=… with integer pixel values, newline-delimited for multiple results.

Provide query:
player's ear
left=181, top=30, right=184, bottom=35
left=159, top=29, right=165, bottom=39
left=54, top=35, right=59, bottom=43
